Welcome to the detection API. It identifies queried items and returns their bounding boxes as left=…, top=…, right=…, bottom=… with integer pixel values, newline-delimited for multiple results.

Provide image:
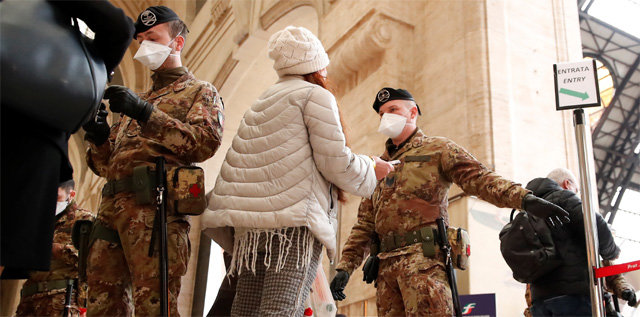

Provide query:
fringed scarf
left=228, top=227, right=316, bottom=277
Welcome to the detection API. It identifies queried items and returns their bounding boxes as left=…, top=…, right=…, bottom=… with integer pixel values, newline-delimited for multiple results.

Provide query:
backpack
left=499, top=209, right=562, bottom=283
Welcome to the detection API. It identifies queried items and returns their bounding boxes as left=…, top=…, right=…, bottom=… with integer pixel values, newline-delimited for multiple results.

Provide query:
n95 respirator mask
left=377, top=113, right=407, bottom=138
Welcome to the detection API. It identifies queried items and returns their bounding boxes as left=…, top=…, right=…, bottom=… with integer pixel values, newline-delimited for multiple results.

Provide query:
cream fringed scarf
left=228, top=227, right=316, bottom=277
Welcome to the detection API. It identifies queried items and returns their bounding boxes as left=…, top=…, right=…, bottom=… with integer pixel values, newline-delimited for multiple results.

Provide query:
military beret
left=372, top=87, right=421, bottom=115
left=134, top=6, right=180, bottom=39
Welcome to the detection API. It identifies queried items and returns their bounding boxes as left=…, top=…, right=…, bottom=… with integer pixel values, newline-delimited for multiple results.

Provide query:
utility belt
left=73, top=163, right=205, bottom=282
left=102, top=165, right=206, bottom=216
left=73, top=217, right=187, bottom=283
left=21, top=279, right=75, bottom=298
left=376, top=225, right=471, bottom=270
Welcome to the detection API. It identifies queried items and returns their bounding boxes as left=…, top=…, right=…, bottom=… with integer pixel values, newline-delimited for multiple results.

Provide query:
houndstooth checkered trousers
left=231, top=227, right=323, bottom=316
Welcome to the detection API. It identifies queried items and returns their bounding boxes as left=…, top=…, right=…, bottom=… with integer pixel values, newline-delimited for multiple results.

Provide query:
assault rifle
left=149, top=157, right=169, bottom=316
left=436, top=217, right=461, bottom=317
left=63, top=279, right=74, bottom=317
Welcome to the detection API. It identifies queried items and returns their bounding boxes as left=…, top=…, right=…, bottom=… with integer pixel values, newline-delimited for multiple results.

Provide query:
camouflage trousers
left=377, top=251, right=453, bottom=316
left=86, top=193, right=190, bottom=317
left=16, top=290, right=80, bottom=317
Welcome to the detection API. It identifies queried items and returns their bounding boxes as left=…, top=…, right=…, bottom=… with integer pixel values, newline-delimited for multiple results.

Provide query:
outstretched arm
left=441, top=140, right=529, bottom=209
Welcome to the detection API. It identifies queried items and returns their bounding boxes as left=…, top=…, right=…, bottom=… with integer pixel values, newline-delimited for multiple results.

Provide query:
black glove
left=82, top=103, right=110, bottom=146
left=622, top=289, right=637, bottom=306
left=330, top=270, right=350, bottom=301
left=103, top=85, right=154, bottom=122
left=362, top=255, right=379, bottom=284
left=522, top=194, right=571, bottom=226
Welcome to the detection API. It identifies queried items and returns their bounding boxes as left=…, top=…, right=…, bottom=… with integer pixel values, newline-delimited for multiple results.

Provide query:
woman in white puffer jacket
left=201, top=26, right=393, bottom=316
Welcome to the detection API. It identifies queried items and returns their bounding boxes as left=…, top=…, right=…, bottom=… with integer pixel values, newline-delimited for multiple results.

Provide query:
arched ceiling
left=578, top=0, right=640, bottom=223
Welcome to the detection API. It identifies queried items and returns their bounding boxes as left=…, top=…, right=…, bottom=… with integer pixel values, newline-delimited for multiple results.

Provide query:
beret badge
left=141, top=10, right=157, bottom=26
left=377, top=89, right=390, bottom=103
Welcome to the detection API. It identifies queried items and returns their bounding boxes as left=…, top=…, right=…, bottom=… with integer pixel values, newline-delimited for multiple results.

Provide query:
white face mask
left=133, top=39, right=179, bottom=70
left=55, top=201, right=69, bottom=216
left=377, top=113, right=407, bottom=138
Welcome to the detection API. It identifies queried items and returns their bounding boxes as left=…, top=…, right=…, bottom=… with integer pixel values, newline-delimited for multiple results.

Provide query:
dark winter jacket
left=526, top=177, right=620, bottom=302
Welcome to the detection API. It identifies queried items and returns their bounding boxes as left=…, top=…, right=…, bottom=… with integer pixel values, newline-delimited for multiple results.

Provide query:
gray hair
left=547, top=168, right=577, bottom=186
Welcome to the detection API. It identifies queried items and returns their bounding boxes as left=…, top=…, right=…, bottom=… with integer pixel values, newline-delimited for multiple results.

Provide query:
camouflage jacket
left=336, top=129, right=529, bottom=274
left=23, top=201, right=94, bottom=290
left=87, top=71, right=224, bottom=180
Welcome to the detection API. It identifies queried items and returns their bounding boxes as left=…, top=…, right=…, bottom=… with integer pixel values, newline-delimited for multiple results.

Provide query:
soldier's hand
left=372, top=156, right=394, bottom=180
left=330, top=270, right=350, bottom=301
left=522, top=194, right=570, bottom=225
left=103, top=85, right=154, bottom=122
left=622, top=289, right=637, bottom=306
left=362, top=255, right=379, bottom=284
left=82, top=103, right=110, bottom=146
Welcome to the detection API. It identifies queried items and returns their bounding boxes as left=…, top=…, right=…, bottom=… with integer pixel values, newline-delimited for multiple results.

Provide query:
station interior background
left=1, top=0, right=639, bottom=316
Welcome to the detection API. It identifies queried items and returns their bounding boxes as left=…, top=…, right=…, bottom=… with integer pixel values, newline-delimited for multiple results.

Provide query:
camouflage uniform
left=16, top=201, right=94, bottom=317
left=336, top=129, right=529, bottom=316
left=524, top=284, right=532, bottom=317
left=85, top=69, right=223, bottom=316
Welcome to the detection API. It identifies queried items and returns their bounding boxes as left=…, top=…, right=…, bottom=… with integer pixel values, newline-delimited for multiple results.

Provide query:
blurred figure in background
left=15, top=180, right=94, bottom=317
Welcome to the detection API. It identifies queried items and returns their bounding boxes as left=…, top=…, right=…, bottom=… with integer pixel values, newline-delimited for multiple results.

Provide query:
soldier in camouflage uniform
left=16, top=180, right=94, bottom=317
left=329, top=88, right=570, bottom=316
left=81, top=6, right=223, bottom=316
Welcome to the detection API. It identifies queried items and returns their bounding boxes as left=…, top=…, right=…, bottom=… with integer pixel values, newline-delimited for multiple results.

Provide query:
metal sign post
left=554, top=59, right=604, bottom=316
left=573, top=109, right=605, bottom=316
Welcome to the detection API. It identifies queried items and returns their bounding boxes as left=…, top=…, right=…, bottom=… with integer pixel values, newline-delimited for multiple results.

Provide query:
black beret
left=372, top=87, right=421, bottom=115
left=134, top=6, right=180, bottom=39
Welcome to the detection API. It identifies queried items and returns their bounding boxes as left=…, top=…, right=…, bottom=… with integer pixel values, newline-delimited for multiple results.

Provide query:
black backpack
left=499, top=209, right=562, bottom=283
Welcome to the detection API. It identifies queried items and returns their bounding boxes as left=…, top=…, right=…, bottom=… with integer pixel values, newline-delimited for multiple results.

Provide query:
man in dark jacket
left=1, top=0, right=134, bottom=278
left=527, top=168, right=624, bottom=316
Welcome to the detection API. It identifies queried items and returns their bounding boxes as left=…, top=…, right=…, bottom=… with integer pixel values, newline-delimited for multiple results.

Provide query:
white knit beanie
left=267, top=26, right=330, bottom=77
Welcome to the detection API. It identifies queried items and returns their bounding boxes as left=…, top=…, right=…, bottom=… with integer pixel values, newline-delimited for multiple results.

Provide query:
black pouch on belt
left=420, top=227, right=437, bottom=258
left=133, top=165, right=154, bottom=205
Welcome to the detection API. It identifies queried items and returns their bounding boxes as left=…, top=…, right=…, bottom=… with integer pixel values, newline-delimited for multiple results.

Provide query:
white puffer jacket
left=202, top=76, right=376, bottom=260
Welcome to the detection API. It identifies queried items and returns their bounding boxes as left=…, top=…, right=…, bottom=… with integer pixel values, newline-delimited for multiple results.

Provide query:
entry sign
left=554, top=59, right=601, bottom=110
